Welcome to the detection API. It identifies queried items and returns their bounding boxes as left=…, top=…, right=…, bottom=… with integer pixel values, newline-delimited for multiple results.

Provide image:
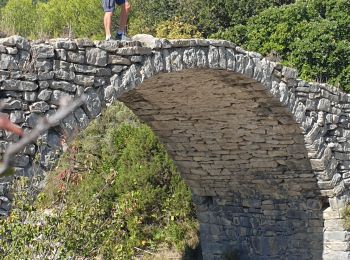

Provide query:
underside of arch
left=119, top=69, right=324, bottom=259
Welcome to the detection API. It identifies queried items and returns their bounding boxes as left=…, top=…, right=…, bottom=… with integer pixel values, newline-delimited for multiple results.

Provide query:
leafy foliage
left=156, top=17, right=202, bottom=39
left=0, top=0, right=38, bottom=36
left=130, top=0, right=295, bottom=37
left=0, top=103, right=198, bottom=259
left=214, top=0, right=350, bottom=90
left=0, top=0, right=104, bottom=38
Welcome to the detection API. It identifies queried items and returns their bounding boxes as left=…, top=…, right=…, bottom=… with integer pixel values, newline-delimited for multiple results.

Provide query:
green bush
left=0, top=103, right=198, bottom=259
left=213, top=0, right=350, bottom=90
left=156, top=17, right=202, bottom=39
left=0, top=0, right=104, bottom=39
left=0, top=0, right=39, bottom=37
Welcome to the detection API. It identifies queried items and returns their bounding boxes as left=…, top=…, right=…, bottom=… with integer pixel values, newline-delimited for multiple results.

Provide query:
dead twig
left=0, top=95, right=87, bottom=176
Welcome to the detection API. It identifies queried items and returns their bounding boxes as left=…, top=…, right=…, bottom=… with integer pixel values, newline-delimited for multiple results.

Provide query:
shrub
left=156, top=17, right=202, bottom=39
left=0, top=103, right=199, bottom=259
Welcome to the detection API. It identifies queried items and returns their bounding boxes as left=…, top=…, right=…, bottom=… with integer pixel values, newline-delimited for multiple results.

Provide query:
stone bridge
left=0, top=34, right=350, bottom=259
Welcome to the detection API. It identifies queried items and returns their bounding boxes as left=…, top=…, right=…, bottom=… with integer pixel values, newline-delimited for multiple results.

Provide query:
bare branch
left=0, top=95, right=87, bottom=176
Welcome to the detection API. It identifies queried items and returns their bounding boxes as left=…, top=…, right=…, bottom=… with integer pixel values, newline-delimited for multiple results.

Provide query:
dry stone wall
left=0, top=34, right=350, bottom=259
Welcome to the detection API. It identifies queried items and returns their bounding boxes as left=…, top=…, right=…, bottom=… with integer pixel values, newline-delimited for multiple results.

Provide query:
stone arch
left=119, top=69, right=324, bottom=259
left=0, top=35, right=349, bottom=259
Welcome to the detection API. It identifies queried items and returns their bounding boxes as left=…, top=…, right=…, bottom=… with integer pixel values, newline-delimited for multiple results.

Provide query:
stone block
left=86, top=48, right=107, bottom=66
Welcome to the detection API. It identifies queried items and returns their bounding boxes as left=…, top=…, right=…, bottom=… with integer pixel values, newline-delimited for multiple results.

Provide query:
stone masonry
left=1, top=34, right=350, bottom=259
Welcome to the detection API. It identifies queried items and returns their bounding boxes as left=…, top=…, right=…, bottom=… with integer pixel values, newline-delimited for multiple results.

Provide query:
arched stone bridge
left=0, top=34, right=350, bottom=259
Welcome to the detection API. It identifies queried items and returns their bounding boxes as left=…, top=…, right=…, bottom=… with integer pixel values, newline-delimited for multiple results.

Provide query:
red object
left=0, top=116, right=23, bottom=136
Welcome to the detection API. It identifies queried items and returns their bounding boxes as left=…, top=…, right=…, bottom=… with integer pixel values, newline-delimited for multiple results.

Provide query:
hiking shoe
left=116, top=33, right=131, bottom=41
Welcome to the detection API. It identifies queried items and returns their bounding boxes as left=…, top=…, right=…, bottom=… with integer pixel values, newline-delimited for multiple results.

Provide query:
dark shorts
left=103, top=0, right=126, bottom=12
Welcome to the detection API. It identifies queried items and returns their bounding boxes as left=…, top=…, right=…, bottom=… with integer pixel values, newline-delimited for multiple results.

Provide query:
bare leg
left=104, top=12, right=113, bottom=39
left=118, top=2, right=131, bottom=34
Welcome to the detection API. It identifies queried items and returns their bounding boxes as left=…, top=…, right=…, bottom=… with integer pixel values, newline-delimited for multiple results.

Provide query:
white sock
left=106, top=35, right=111, bottom=40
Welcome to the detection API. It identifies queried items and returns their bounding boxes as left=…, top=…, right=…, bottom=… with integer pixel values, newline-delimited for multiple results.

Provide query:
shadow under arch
left=118, top=69, right=324, bottom=260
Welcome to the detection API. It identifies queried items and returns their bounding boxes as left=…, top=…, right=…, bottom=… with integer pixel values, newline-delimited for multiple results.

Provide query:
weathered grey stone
left=1, top=36, right=29, bottom=50
left=318, top=98, right=332, bottom=112
left=50, top=81, right=76, bottom=92
left=108, top=55, right=131, bottom=65
left=60, top=113, right=80, bottom=137
left=83, top=88, right=102, bottom=118
left=54, top=70, right=75, bottom=81
left=25, top=113, right=41, bottom=128
left=170, top=49, right=184, bottom=71
left=34, top=60, right=53, bottom=72
left=30, top=101, right=50, bottom=113
left=111, top=65, right=124, bottom=73
left=208, top=46, right=219, bottom=69
left=6, top=47, right=18, bottom=55
left=39, top=81, right=50, bottom=89
left=130, top=56, right=142, bottom=63
left=50, top=90, right=73, bottom=105
left=38, top=71, right=54, bottom=81
left=95, top=68, right=112, bottom=77
left=53, top=60, right=73, bottom=71
left=74, top=108, right=90, bottom=129
left=32, top=44, right=55, bottom=59
left=95, top=40, right=120, bottom=52
left=11, top=154, right=30, bottom=167
left=139, top=56, right=153, bottom=81
left=55, top=49, right=67, bottom=60
left=152, top=51, right=164, bottom=72
left=51, top=39, right=77, bottom=50
left=73, top=64, right=96, bottom=74
left=116, top=46, right=152, bottom=56
left=0, top=69, right=10, bottom=80
left=282, top=66, right=298, bottom=79
left=75, top=38, right=94, bottom=48
left=24, top=91, right=37, bottom=102
left=23, top=144, right=36, bottom=155
left=74, top=75, right=94, bottom=87
left=24, top=73, right=38, bottom=82
left=67, top=51, right=85, bottom=64
left=0, top=54, right=18, bottom=70
left=2, top=80, right=38, bottom=91
left=10, top=110, right=25, bottom=123
left=294, top=102, right=306, bottom=123
left=2, top=98, right=22, bottom=110
left=131, top=34, right=162, bottom=49
left=94, top=77, right=108, bottom=87
left=183, top=48, right=197, bottom=69
left=86, top=48, right=107, bottom=66
left=47, top=132, right=60, bottom=149
left=0, top=45, right=6, bottom=53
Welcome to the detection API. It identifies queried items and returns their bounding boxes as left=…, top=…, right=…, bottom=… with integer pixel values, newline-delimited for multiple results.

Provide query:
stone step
left=324, top=231, right=350, bottom=242
left=324, top=241, right=350, bottom=251
left=323, top=207, right=343, bottom=220
left=323, top=251, right=350, bottom=260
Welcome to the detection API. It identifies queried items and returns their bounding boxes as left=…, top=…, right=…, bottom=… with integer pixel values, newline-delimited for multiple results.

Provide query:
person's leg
left=104, top=12, right=113, bottom=40
left=102, top=0, right=116, bottom=40
left=118, top=1, right=131, bottom=34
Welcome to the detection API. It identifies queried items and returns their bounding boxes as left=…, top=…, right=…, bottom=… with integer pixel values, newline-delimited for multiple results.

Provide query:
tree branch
left=0, top=95, right=87, bottom=176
